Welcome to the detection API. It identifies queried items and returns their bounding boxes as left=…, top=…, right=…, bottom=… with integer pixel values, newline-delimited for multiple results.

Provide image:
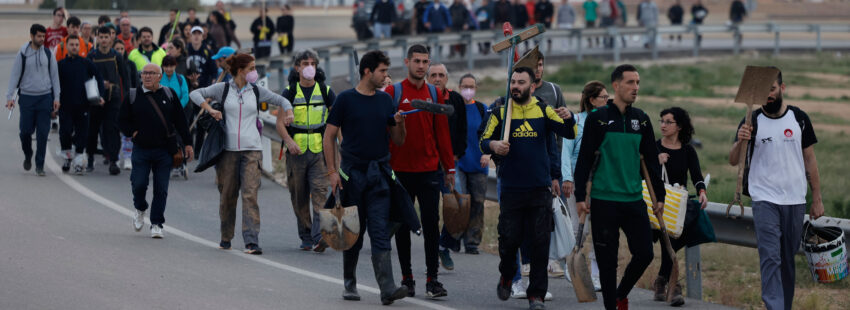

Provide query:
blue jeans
left=752, top=201, right=805, bottom=310
left=18, top=94, right=53, bottom=168
left=130, top=147, right=173, bottom=226
left=374, top=22, right=392, bottom=39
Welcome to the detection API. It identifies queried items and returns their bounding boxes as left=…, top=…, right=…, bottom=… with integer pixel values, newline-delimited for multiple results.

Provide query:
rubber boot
left=653, top=275, right=667, bottom=301
left=372, top=251, right=407, bottom=305
left=342, top=250, right=361, bottom=301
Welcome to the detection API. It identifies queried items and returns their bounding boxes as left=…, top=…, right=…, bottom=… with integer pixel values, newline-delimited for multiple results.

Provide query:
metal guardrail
left=257, top=22, right=850, bottom=91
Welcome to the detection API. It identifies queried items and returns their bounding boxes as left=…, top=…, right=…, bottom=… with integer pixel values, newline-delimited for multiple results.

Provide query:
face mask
left=461, top=88, right=476, bottom=101
left=245, top=70, right=259, bottom=83
left=378, top=86, right=387, bottom=92
left=763, top=95, right=782, bottom=114
left=301, top=65, right=316, bottom=80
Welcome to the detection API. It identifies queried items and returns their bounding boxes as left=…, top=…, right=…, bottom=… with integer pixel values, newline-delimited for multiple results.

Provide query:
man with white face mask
left=436, top=73, right=489, bottom=268
left=279, top=49, right=337, bottom=252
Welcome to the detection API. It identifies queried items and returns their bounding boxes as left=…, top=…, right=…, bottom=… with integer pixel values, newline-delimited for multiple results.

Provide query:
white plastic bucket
left=802, top=222, right=848, bottom=283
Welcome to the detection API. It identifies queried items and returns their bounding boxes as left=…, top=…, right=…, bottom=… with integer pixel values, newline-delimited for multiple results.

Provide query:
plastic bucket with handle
left=802, top=221, right=848, bottom=283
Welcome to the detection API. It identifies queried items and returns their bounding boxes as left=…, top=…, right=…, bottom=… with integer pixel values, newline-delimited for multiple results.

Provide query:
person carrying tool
left=482, top=66, right=575, bottom=310
left=728, top=68, right=823, bottom=310
left=572, top=64, right=665, bottom=310
left=87, top=26, right=130, bottom=175
left=384, top=44, right=455, bottom=299
left=279, top=49, right=337, bottom=252
left=323, top=50, right=413, bottom=305
left=57, top=34, right=103, bottom=173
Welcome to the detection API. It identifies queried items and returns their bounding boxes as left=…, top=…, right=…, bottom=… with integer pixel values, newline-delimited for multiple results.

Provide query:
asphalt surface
left=0, top=54, right=737, bottom=310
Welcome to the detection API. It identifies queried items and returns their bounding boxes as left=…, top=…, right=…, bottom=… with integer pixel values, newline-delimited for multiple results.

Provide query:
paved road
left=0, top=56, right=734, bottom=310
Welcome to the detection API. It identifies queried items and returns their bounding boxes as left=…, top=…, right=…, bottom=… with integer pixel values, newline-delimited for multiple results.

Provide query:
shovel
left=727, top=66, right=779, bottom=219
left=442, top=190, right=471, bottom=239
left=568, top=151, right=600, bottom=303
left=319, top=189, right=360, bottom=251
left=640, top=156, right=679, bottom=302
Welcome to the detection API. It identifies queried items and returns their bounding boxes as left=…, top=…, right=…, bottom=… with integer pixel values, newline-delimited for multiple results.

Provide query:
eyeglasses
left=595, top=95, right=609, bottom=100
left=659, top=120, right=677, bottom=126
left=141, top=71, right=160, bottom=76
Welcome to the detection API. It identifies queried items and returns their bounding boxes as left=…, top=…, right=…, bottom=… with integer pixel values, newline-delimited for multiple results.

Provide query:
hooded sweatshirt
left=6, top=42, right=61, bottom=101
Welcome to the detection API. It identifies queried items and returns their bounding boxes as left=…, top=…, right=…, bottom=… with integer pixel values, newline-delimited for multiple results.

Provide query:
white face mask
left=461, top=88, right=476, bottom=101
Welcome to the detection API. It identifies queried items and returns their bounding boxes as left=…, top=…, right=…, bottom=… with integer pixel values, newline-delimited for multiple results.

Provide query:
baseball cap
left=211, top=46, right=236, bottom=60
left=191, top=26, right=204, bottom=34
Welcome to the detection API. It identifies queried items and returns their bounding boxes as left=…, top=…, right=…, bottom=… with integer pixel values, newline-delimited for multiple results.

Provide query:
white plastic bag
left=550, top=196, right=576, bottom=260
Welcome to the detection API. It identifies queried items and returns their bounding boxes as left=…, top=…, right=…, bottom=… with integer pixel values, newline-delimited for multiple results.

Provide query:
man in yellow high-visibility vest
left=278, top=49, right=337, bottom=252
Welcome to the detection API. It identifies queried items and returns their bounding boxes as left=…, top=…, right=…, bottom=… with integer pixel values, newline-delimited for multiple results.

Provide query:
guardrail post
left=774, top=30, right=781, bottom=56
left=395, top=38, right=408, bottom=60
left=650, top=27, right=659, bottom=60
left=814, top=25, right=822, bottom=53
left=685, top=245, right=703, bottom=300
left=429, top=35, right=442, bottom=63
left=611, top=27, right=621, bottom=63
left=317, top=49, right=331, bottom=83
left=343, top=46, right=357, bottom=87
left=465, top=33, right=475, bottom=70
left=691, top=25, right=701, bottom=58
left=576, top=29, right=583, bottom=62
left=732, top=25, right=741, bottom=56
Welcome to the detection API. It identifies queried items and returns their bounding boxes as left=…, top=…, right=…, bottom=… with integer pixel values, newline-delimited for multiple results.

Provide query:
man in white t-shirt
left=729, top=68, right=824, bottom=310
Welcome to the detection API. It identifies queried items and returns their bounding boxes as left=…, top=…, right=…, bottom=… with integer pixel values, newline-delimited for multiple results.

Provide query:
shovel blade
left=567, top=249, right=597, bottom=302
left=442, top=192, right=470, bottom=239
left=319, top=205, right=360, bottom=251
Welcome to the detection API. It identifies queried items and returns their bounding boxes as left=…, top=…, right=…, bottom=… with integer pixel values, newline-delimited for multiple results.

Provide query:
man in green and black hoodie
left=573, top=64, right=665, bottom=310
left=481, top=66, right=575, bottom=309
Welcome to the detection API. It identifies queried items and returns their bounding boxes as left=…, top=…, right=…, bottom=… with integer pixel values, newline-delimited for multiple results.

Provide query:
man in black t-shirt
left=324, top=50, right=413, bottom=306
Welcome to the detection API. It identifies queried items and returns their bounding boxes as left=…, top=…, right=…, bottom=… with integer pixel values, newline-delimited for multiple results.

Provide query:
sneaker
left=219, top=240, right=231, bottom=250
left=312, top=240, right=328, bottom=253
left=299, top=241, right=312, bottom=251
left=401, top=277, right=415, bottom=297
left=23, top=158, right=32, bottom=171
left=438, top=249, right=455, bottom=270
left=670, top=283, right=685, bottom=307
left=245, top=243, right=263, bottom=255
left=617, top=298, right=629, bottom=310
left=653, top=276, right=667, bottom=301
left=62, top=158, right=71, bottom=172
left=511, top=280, right=527, bottom=299
left=544, top=291, right=553, bottom=301
left=548, top=260, right=565, bottom=278
left=521, top=264, right=530, bottom=276
left=133, top=209, right=145, bottom=232
left=171, top=167, right=183, bottom=178
left=496, top=277, right=511, bottom=301
left=35, top=168, right=46, bottom=176
left=151, top=225, right=164, bottom=238
left=465, top=247, right=480, bottom=255
left=425, top=279, right=447, bottom=299
left=123, top=159, right=132, bottom=170
left=528, top=296, right=546, bottom=310
left=86, top=156, right=94, bottom=173
left=108, top=161, right=120, bottom=175
left=592, top=275, right=602, bottom=292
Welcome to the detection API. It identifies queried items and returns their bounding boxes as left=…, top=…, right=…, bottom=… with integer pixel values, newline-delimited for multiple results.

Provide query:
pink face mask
left=461, top=88, right=476, bottom=101
left=245, top=70, right=259, bottom=83
left=301, top=65, right=316, bottom=80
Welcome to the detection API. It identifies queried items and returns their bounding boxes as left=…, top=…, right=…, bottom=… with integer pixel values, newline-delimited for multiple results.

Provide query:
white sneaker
left=592, top=276, right=602, bottom=292
left=521, top=264, right=531, bottom=276
left=510, top=281, right=527, bottom=299
left=151, top=225, right=164, bottom=238
left=544, top=291, right=553, bottom=301
left=133, top=209, right=145, bottom=232
left=123, top=159, right=132, bottom=170
left=548, top=259, right=565, bottom=278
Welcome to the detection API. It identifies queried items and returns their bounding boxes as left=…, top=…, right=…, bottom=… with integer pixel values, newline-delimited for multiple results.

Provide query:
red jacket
left=385, top=79, right=455, bottom=173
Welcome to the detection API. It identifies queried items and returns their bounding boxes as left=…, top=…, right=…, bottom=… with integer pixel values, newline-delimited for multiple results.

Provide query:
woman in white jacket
left=190, top=53, right=294, bottom=254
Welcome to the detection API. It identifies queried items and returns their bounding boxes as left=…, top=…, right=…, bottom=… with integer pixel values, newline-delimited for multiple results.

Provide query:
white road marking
left=45, top=149, right=454, bottom=310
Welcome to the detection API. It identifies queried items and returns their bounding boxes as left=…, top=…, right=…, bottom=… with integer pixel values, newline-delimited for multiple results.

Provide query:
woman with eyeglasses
left=189, top=53, right=294, bottom=255
left=560, top=80, right=608, bottom=291
left=652, top=106, right=710, bottom=307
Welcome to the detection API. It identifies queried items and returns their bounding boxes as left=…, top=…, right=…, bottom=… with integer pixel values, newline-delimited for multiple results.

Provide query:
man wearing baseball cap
left=186, top=25, right=217, bottom=159
left=211, top=46, right=235, bottom=83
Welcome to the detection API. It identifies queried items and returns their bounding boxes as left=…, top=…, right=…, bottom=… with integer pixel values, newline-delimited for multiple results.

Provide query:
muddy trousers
left=498, top=187, right=553, bottom=300
left=215, top=151, right=262, bottom=246
left=285, top=151, right=329, bottom=245
left=591, top=198, right=654, bottom=310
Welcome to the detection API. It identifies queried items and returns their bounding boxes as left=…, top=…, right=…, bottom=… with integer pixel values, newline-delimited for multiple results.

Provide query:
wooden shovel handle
left=640, top=156, right=679, bottom=302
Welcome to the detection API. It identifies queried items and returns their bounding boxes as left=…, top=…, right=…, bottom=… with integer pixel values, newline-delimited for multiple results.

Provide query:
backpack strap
left=474, top=101, right=486, bottom=119
left=16, top=51, right=26, bottom=92
left=220, top=82, right=230, bottom=106
left=161, top=86, right=174, bottom=102
left=428, top=84, right=438, bottom=104
left=318, top=82, right=331, bottom=108
left=177, top=74, right=185, bottom=88
left=252, top=83, right=261, bottom=112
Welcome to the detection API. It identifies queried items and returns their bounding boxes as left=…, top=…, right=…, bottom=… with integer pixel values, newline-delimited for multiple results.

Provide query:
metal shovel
left=568, top=151, right=600, bottom=303
left=319, top=189, right=360, bottom=251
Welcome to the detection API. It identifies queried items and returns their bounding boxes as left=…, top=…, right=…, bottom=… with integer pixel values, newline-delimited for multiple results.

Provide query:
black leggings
left=590, top=198, right=654, bottom=310
left=394, top=171, right=441, bottom=279
left=658, top=231, right=687, bottom=281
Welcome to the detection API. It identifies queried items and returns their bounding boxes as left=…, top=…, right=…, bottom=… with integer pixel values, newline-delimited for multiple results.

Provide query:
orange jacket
left=55, top=36, right=92, bottom=62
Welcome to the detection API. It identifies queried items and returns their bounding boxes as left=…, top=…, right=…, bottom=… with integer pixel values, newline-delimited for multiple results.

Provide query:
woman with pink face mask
left=189, top=53, right=294, bottom=254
